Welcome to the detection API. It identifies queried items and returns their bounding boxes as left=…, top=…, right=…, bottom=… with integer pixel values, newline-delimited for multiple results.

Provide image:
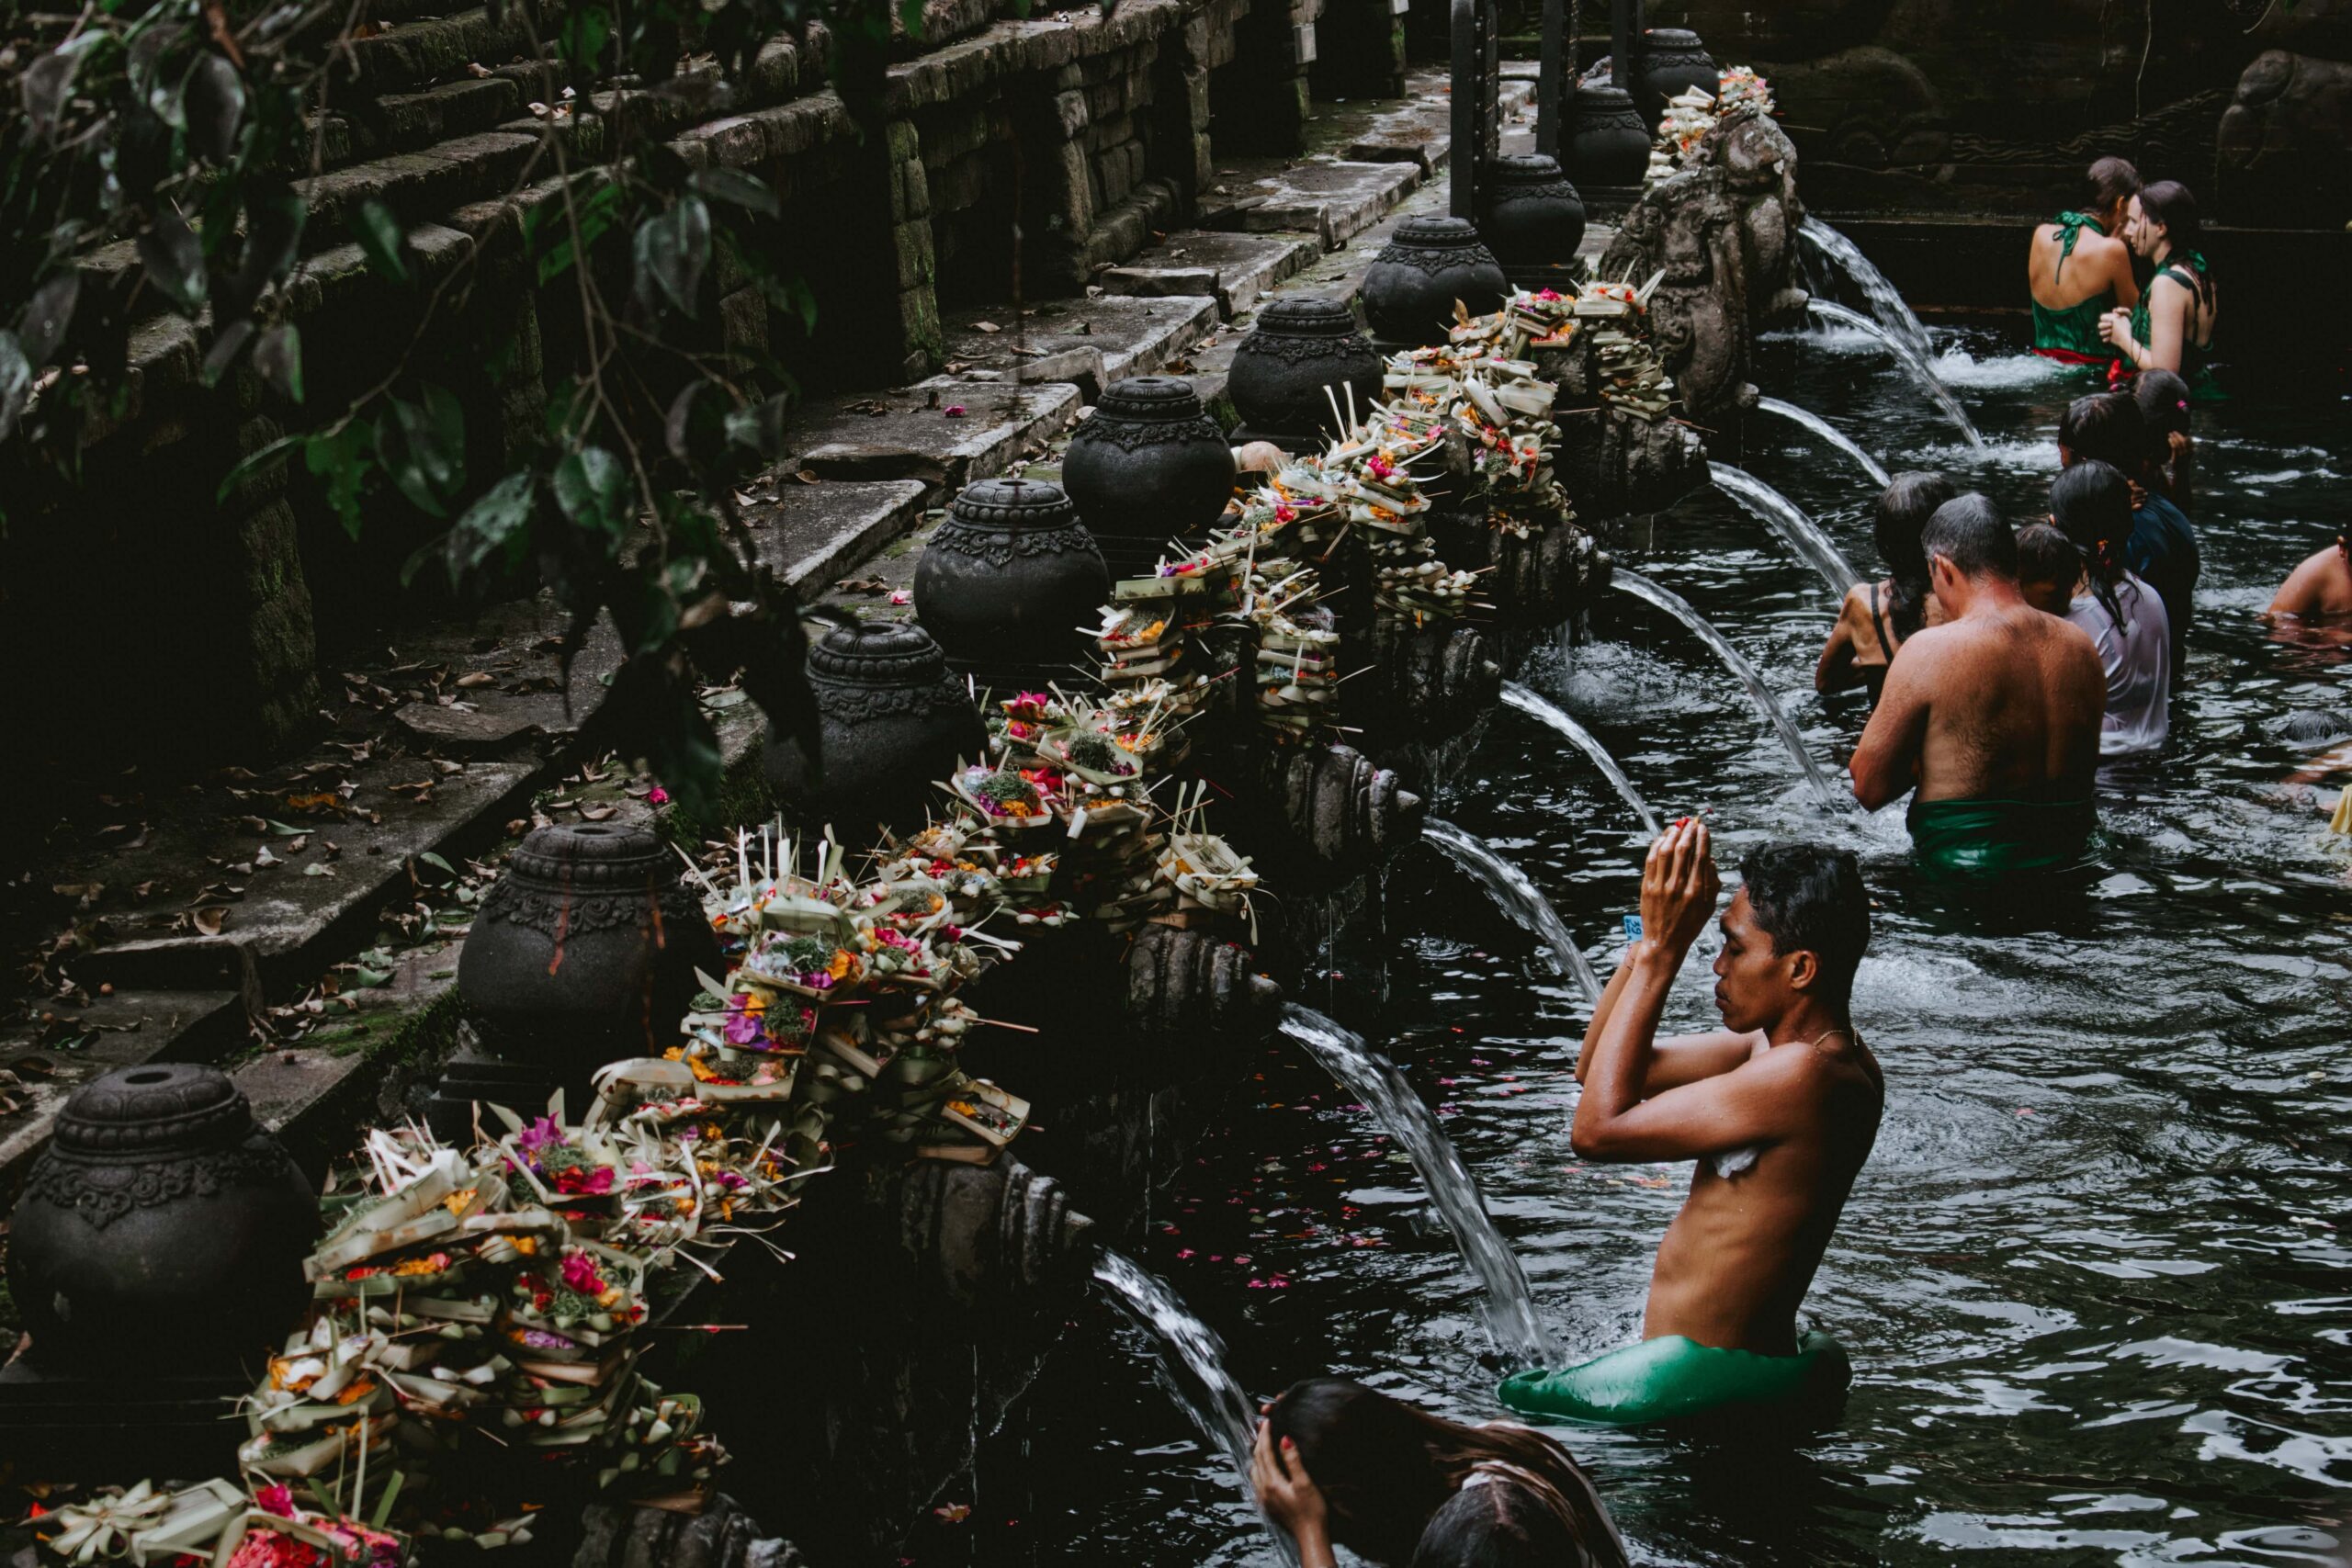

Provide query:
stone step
left=793, top=380, right=1080, bottom=491
left=1097, top=231, right=1321, bottom=319
left=1205, top=158, right=1422, bottom=249
left=0, top=989, right=247, bottom=1195
left=743, top=479, right=933, bottom=598
left=925, top=294, right=1220, bottom=401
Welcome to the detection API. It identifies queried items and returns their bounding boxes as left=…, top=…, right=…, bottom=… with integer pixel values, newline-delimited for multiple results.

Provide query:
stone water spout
left=878, top=1155, right=1099, bottom=1308
left=1125, top=923, right=1286, bottom=1047
left=1265, top=742, right=1425, bottom=866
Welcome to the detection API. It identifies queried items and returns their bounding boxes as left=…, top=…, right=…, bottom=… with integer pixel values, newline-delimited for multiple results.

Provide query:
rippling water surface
left=907, top=330, right=2352, bottom=1567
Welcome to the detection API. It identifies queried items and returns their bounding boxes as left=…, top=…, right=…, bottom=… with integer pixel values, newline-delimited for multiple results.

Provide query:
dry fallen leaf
left=795, top=468, right=820, bottom=484
left=456, top=672, right=496, bottom=689
left=192, top=907, right=229, bottom=937
left=971, top=321, right=1001, bottom=333
left=580, top=805, right=617, bottom=822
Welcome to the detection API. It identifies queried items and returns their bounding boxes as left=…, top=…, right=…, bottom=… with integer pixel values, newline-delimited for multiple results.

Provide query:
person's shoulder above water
left=2269, top=537, right=2352, bottom=620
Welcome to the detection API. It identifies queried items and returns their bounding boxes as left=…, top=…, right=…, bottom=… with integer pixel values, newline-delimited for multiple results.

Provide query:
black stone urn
left=1564, top=85, right=1651, bottom=187
left=457, top=822, right=722, bottom=1089
left=1634, top=28, right=1718, bottom=127
left=1227, top=296, right=1384, bottom=447
left=4, top=1064, right=317, bottom=1382
left=1362, top=217, right=1510, bottom=345
left=913, top=479, right=1110, bottom=688
left=1060, top=377, right=1236, bottom=578
left=763, top=620, right=988, bottom=839
left=1482, top=153, right=1588, bottom=286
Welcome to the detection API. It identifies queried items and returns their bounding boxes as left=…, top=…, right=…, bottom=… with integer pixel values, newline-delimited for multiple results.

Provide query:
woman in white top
left=2050, top=460, right=2170, bottom=758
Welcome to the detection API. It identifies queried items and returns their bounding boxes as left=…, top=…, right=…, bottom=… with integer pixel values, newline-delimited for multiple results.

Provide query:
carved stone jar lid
left=948, top=477, right=1081, bottom=533
left=508, top=821, right=668, bottom=886
left=808, top=619, right=950, bottom=687
left=1384, top=216, right=1488, bottom=255
left=1490, top=152, right=1572, bottom=186
left=1642, top=26, right=1706, bottom=49
left=1091, top=376, right=1208, bottom=423
left=53, top=1064, right=253, bottom=1160
left=1573, top=85, right=1637, bottom=107
left=1250, top=296, right=1363, bottom=337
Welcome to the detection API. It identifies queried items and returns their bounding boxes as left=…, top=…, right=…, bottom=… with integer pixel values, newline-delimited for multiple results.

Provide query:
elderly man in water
left=1851, top=493, right=2108, bottom=878
left=1498, top=822, right=1883, bottom=1427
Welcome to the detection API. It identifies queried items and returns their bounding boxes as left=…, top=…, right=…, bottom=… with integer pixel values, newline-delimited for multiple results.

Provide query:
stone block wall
left=0, top=0, right=1329, bottom=811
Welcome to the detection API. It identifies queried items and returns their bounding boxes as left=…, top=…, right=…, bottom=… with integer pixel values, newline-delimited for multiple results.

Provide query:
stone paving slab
left=0, top=988, right=246, bottom=1193
left=794, top=381, right=1080, bottom=491
left=1097, top=231, right=1321, bottom=320
left=1216, top=159, right=1421, bottom=249
left=924, top=294, right=1220, bottom=400
left=747, top=479, right=932, bottom=598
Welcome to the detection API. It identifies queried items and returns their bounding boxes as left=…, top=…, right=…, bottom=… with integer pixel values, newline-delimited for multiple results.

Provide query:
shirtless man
left=2028, top=156, right=2141, bottom=365
left=1850, top=493, right=2108, bottom=877
left=2267, top=535, right=2352, bottom=624
left=1498, top=825, right=1881, bottom=1425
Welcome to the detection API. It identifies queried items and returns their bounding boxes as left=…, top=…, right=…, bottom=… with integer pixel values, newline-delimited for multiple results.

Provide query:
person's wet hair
left=1264, top=1379, right=1623, bottom=1567
left=2016, top=523, right=2079, bottom=603
left=1920, top=492, right=2018, bottom=582
left=1411, top=1478, right=1590, bottom=1568
left=2084, top=155, right=2139, bottom=219
left=2137, top=180, right=2212, bottom=306
left=1736, top=843, right=1870, bottom=1005
left=1873, top=471, right=1956, bottom=640
left=2051, top=459, right=2134, bottom=629
left=2134, top=367, right=2195, bottom=511
left=2060, top=391, right=2147, bottom=476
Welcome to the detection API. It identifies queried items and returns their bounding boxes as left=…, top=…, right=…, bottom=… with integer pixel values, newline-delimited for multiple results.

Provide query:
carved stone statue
left=1600, top=167, right=1752, bottom=424
left=1705, top=106, right=1811, bottom=332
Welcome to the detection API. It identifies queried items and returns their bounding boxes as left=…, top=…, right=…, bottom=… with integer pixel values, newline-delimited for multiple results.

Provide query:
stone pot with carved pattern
left=1060, top=377, right=1236, bottom=578
left=764, top=619, right=989, bottom=839
left=1227, top=296, right=1385, bottom=446
left=914, top=478, right=1110, bottom=688
left=3, top=1063, right=318, bottom=1382
left=1361, top=216, right=1510, bottom=345
left=458, top=822, right=721, bottom=1074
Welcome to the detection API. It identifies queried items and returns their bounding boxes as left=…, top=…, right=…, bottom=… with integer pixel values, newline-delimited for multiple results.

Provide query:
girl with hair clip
left=2050, top=459, right=2170, bottom=758
left=1250, top=1379, right=1627, bottom=1568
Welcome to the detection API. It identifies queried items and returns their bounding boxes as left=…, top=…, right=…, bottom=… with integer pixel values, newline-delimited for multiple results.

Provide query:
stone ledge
left=1099, top=230, right=1321, bottom=318
left=794, top=381, right=1080, bottom=491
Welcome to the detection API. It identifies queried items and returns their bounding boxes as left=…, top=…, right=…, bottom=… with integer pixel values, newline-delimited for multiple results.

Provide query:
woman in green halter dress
left=2100, top=181, right=2220, bottom=397
left=2029, top=157, right=2140, bottom=366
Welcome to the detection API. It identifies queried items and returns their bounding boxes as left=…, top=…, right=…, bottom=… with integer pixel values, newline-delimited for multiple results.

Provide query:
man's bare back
left=1855, top=603, right=2105, bottom=807
left=2268, top=539, right=2352, bottom=623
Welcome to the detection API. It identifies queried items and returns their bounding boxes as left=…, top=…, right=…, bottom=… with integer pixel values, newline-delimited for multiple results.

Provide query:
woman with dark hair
left=1250, top=1380, right=1626, bottom=1568
left=2132, top=367, right=2196, bottom=513
left=2051, top=459, right=2169, bottom=757
left=1815, top=471, right=1958, bottom=702
left=2028, top=156, right=2141, bottom=365
left=2059, top=391, right=2199, bottom=679
left=2099, top=181, right=2218, bottom=388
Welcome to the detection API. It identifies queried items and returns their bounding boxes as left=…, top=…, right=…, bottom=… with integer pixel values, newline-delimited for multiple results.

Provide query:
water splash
left=1799, top=217, right=1935, bottom=361
left=1277, top=1007, right=1556, bottom=1369
left=1091, top=1249, right=1284, bottom=1551
left=1499, top=682, right=1663, bottom=836
left=1806, top=299, right=1986, bottom=452
left=1709, top=462, right=1861, bottom=597
left=1754, top=397, right=1892, bottom=488
left=1423, top=818, right=1604, bottom=1003
left=1611, top=570, right=1842, bottom=807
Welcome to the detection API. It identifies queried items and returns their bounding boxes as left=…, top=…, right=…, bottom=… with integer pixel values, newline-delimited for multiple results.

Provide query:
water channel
left=909, top=327, right=2352, bottom=1565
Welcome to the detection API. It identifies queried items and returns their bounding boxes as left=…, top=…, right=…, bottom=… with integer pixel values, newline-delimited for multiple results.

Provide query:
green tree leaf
left=553, top=446, right=629, bottom=543
left=254, top=322, right=302, bottom=403
left=376, top=388, right=465, bottom=517
left=0, top=333, right=32, bottom=444
left=352, top=198, right=412, bottom=286
left=690, top=166, right=780, bottom=218
left=560, top=3, right=612, bottom=69
left=633, top=195, right=711, bottom=319
left=306, top=422, right=375, bottom=539
left=200, top=319, right=255, bottom=386
left=137, top=208, right=207, bottom=314
left=183, top=53, right=245, bottom=164
left=446, top=470, right=537, bottom=579
left=17, top=273, right=79, bottom=367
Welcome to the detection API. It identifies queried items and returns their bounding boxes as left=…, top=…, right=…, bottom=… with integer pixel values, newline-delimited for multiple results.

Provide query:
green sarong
left=2126, top=252, right=2221, bottom=399
left=1498, top=1331, right=1850, bottom=1427
left=1907, top=794, right=2095, bottom=880
left=2031, top=212, right=2119, bottom=366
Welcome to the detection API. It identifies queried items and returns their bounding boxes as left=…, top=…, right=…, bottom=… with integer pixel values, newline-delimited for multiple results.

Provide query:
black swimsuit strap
left=1868, top=581, right=1899, bottom=661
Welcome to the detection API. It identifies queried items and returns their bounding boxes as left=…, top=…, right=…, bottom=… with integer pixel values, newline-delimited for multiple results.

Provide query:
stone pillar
left=1312, top=0, right=1407, bottom=101
left=215, top=406, right=322, bottom=754
left=1208, top=0, right=1321, bottom=157
left=883, top=118, right=944, bottom=379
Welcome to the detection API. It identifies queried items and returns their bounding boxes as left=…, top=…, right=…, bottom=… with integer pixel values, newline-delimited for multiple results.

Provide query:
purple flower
left=518, top=1114, right=566, bottom=1155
